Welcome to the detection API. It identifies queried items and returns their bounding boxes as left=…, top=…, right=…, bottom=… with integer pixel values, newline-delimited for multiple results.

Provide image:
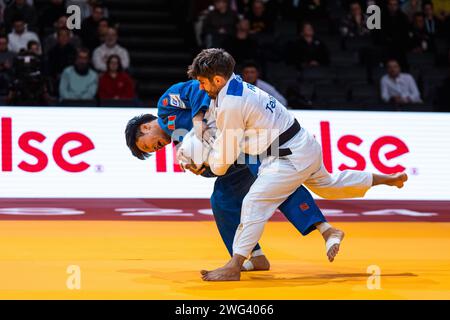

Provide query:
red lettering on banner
left=18, top=132, right=48, bottom=172
left=337, top=135, right=366, bottom=171
left=155, top=148, right=167, bottom=172
left=1, top=118, right=12, bottom=172
left=52, top=133, right=95, bottom=172
left=1, top=117, right=94, bottom=173
left=370, top=136, right=409, bottom=174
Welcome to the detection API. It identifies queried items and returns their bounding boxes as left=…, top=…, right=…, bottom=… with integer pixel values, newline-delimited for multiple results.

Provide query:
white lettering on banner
left=322, top=209, right=359, bottom=217
left=0, top=208, right=84, bottom=215
left=362, top=209, right=437, bottom=217
left=198, top=209, right=214, bottom=216
left=116, top=208, right=194, bottom=217
left=0, top=108, right=449, bottom=200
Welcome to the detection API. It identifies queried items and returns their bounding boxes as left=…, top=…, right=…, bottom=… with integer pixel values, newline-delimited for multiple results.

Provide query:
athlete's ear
left=213, top=75, right=226, bottom=87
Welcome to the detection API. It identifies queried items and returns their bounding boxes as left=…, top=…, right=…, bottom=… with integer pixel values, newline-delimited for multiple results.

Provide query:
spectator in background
left=287, top=22, right=330, bottom=69
left=340, top=1, right=370, bottom=39
left=59, top=48, right=98, bottom=100
left=38, top=0, right=66, bottom=36
left=408, top=13, right=435, bottom=53
left=423, top=2, right=443, bottom=38
left=246, top=0, right=274, bottom=35
left=378, top=0, right=410, bottom=68
left=0, top=35, right=16, bottom=94
left=79, top=4, right=105, bottom=51
left=241, top=60, right=287, bottom=106
left=401, top=0, right=422, bottom=21
left=92, top=27, right=130, bottom=72
left=47, top=28, right=77, bottom=86
left=380, top=59, right=422, bottom=105
left=8, top=15, right=40, bottom=53
left=3, top=0, right=38, bottom=32
left=298, top=0, right=329, bottom=25
left=224, top=18, right=259, bottom=66
left=27, top=39, right=41, bottom=55
left=43, top=15, right=81, bottom=54
left=201, top=0, right=238, bottom=48
left=98, top=54, right=135, bottom=100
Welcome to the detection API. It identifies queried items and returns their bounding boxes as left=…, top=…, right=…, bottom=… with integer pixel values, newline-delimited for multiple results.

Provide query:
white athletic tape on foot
left=326, top=237, right=341, bottom=254
left=242, top=260, right=254, bottom=271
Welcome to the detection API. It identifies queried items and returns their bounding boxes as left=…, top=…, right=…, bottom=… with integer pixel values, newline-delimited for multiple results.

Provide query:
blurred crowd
left=191, top=0, right=450, bottom=111
left=0, top=0, right=135, bottom=105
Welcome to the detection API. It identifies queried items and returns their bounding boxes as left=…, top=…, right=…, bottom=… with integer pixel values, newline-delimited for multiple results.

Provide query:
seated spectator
left=43, top=15, right=81, bottom=54
left=224, top=19, right=259, bottom=65
left=408, top=13, right=436, bottom=53
left=201, top=0, right=238, bottom=48
left=377, top=0, right=411, bottom=68
left=59, top=48, right=98, bottom=100
left=245, top=0, right=274, bottom=35
left=241, top=60, right=287, bottom=106
left=98, top=54, right=135, bottom=100
left=27, top=40, right=42, bottom=56
left=47, top=29, right=77, bottom=82
left=423, top=2, right=444, bottom=38
left=38, top=0, right=66, bottom=36
left=380, top=59, right=423, bottom=105
left=7, top=15, right=41, bottom=53
left=92, top=27, right=130, bottom=72
left=3, top=0, right=38, bottom=32
left=0, top=35, right=16, bottom=94
left=78, top=4, right=105, bottom=51
left=298, top=0, right=329, bottom=25
left=340, top=1, right=370, bottom=39
left=287, top=22, right=330, bottom=69
left=401, top=0, right=422, bottom=21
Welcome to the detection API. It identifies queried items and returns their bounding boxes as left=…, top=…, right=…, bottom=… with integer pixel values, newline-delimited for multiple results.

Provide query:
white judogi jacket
left=208, top=74, right=295, bottom=176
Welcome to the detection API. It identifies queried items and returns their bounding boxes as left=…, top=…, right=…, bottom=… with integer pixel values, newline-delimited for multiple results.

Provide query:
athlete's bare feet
left=322, top=228, right=345, bottom=262
left=201, top=255, right=245, bottom=281
left=241, top=255, right=271, bottom=271
left=373, top=172, right=408, bottom=188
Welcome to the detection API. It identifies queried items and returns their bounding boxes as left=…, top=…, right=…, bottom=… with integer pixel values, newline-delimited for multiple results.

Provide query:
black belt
left=265, top=119, right=301, bottom=157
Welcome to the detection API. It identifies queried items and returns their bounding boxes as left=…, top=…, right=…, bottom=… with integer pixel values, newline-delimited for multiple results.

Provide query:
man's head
left=237, top=18, right=250, bottom=33
left=241, top=60, right=260, bottom=85
left=300, top=22, right=314, bottom=38
left=413, top=13, right=425, bottom=30
left=57, top=28, right=71, bottom=46
left=92, top=5, right=104, bottom=22
left=187, top=48, right=236, bottom=99
left=252, top=0, right=265, bottom=17
left=386, top=59, right=401, bottom=78
left=125, top=114, right=171, bottom=160
left=423, top=2, right=434, bottom=18
left=27, top=40, right=40, bottom=55
left=55, top=15, right=68, bottom=30
left=350, top=1, right=362, bottom=17
left=12, top=16, right=26, bottom=35
left=387, top=0, right=399, bottom=15
left=74, top=48, right=90, bottom=72
left=105, top=27, right=118, bottom=48
left=214, top=0, right=228, bottom=14
left=0, top=36, right=8, bottom=52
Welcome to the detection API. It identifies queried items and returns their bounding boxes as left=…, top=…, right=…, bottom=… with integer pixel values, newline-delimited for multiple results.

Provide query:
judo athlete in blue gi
left=125, top=80, right=336, bottom=270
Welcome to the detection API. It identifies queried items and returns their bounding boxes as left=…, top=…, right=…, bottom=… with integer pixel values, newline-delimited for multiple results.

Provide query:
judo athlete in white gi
left=186, top=49, right=408, bottom=281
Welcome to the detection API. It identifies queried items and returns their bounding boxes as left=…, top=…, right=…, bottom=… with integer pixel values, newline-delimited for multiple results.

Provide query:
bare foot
left=241, top=255, right=271, bottom=271
left=201, top=266, right=241, bottom=281
left=322, top=228, right=345, bottom=262
left=387, top=172, right=408, bottom=188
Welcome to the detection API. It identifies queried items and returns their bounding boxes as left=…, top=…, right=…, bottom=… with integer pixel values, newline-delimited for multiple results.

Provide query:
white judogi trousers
left=232, top=127, right=373, bottom=258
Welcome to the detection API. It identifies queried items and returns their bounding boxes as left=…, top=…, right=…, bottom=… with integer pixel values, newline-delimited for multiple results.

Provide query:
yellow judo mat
left=0, top=221, right=449, bottom=299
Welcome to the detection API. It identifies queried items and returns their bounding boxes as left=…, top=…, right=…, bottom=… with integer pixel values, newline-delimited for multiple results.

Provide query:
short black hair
left=240, top=60, right=260, bottom=71
left=125, top=114, right=158, bottom=160
left=187, top=48, right=235, bottom=81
